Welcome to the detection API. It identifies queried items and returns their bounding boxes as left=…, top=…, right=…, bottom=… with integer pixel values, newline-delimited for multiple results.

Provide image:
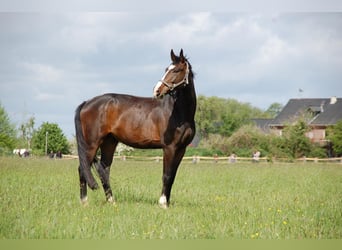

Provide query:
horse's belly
left=113, top=126, right=163, bottom=149
left=120, top=136, right=163, bottom=149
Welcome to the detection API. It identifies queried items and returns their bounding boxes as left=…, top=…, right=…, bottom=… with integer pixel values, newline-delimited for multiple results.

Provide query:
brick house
left=268, top=97, right=342, bottom=145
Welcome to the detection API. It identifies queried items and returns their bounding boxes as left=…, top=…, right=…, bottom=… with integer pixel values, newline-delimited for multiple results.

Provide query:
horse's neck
left=174, top=83, right=196, bottom=122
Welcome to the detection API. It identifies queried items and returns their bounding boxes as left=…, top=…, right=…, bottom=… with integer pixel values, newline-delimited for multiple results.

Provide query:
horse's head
left=153, top=49, right=190, bottom=98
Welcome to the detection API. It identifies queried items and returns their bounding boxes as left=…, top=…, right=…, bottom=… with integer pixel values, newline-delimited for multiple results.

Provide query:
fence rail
left=63, top=154, right=342, bottom=164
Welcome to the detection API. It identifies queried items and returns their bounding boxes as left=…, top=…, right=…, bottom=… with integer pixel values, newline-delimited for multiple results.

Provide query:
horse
left=74, top=49, right=196, bottom=208
left=13, top=148, right=30, bottom=157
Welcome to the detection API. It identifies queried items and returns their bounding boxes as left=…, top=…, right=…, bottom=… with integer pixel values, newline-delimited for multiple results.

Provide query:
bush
left=225, top=125, right=272, bottom=157
left=186, top=146, right=223, bottom=157
left=193, top=122, right=328, bottom=159
left=307, top=144, right=327, bottom=158
left=197, top=134, right=228, bottom=155
left=327, top=120, right=342, bottom=157
left=281, top=120, right=313, bottom=158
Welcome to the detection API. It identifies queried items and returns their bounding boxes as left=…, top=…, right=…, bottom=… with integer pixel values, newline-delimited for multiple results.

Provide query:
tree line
left=1, top=98, right=341, bottom=158
left=0, top=103, right=70, bottom=156
left=195, top=95, right=273, bottom=138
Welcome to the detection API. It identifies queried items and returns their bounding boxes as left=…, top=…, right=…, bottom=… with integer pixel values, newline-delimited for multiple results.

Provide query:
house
left=268, top=97, right=342, bottom=145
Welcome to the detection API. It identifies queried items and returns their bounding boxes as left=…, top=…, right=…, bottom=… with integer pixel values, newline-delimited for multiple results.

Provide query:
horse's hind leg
left=78, top=145, right=98, bottom=205
left=95, top=135, right=118, bottom=203
left=94, top=160, right=114, bottom=203
left=78, top=165, right=88, bottom=205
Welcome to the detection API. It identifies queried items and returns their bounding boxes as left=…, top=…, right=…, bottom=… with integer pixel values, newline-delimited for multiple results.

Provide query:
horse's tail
left=75, top=102, right=99, bottom=190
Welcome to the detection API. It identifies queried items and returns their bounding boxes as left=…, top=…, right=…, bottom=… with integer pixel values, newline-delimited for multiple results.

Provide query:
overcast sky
left=1, top=11, right=341, bottom=138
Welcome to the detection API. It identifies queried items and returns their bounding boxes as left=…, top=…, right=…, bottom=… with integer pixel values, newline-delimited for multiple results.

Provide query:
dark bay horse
left=75, top=49, right=196, bottom=208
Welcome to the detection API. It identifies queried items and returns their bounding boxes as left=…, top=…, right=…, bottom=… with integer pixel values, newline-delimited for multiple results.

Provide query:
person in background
left=252, top=150, right=260, bottom=163
left=229, top=153, right=237, bottom=163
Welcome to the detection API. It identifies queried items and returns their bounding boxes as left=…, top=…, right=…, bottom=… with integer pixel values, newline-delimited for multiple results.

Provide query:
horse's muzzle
left=153, top=81, right=164, bottom=98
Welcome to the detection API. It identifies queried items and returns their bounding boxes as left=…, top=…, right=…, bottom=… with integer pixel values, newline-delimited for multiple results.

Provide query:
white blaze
left=153, top=81, right=163, bottom=97
left=153, top=64, right=176, bottom=97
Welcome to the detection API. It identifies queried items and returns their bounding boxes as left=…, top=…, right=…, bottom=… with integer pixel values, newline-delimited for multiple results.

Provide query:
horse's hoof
left=158, top=195, right=168, bottom=209
left=80, top=197, right=88, bottom=207
left=107, top=196, right=117, bottom=206
left=159, top=203, right=168, bottom=209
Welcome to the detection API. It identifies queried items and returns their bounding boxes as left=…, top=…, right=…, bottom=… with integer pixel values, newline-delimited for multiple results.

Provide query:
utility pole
left=45, top=131, right=48, bottom=156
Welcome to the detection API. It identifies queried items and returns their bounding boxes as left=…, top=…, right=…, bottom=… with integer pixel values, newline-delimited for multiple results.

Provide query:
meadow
left=0, top=156, right=341, bottom=239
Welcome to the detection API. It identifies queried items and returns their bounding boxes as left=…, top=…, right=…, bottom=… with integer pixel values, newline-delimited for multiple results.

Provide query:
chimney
left=330, top=96, right=337, bottom=104
left=320, top=101, right=325, bottom=112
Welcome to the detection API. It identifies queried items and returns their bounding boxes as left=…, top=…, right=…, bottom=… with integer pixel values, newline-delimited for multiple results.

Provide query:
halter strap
left=160, top=62, right=190, bottom=91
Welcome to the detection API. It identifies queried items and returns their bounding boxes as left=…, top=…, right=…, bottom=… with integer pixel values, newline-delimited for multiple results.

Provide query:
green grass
left=0, top=157, right=341, bottom=239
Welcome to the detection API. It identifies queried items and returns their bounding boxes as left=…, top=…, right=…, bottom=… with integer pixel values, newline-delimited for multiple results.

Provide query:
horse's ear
left=179, top=49, right=185, bottom=63
left=170, top=49, right=177, bottom=62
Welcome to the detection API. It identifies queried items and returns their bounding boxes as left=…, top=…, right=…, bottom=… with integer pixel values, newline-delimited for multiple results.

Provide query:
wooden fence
left=63, top=154, right=342, bottom=164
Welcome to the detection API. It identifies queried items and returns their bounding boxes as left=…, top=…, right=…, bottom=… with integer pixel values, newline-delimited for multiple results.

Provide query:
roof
left=269, top=97, right=342, bottom=126
left=252, top=118, right=273, bottom=132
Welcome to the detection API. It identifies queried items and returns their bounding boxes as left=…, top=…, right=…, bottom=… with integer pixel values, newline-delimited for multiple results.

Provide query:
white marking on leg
left=159, top=195, right=168, bottom=209
left=80, top=196, right=88, bottom=206
left=107, top=196, right=116, bottom=205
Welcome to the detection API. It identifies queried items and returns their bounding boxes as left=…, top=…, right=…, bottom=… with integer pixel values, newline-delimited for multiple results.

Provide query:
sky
left=0, top=10, right=342, bottom=138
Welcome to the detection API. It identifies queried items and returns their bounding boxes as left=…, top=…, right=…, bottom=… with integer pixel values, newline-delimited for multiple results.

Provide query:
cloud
left=21, top=62, right=64, bottom=82
left=143, top=13, right=214, bottom=49
left=256, top=35, right=293, bottom=64
left=1, top=12, right=341, bottom=138
left=34, top=92, right=64, bottom=101
left=51, top=13, right=143, bottom=54
left=55, top=13, right=111, bottom=53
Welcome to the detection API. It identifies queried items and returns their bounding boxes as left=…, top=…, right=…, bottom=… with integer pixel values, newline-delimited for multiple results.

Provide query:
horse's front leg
left=159, top=146, right=186, bottom=208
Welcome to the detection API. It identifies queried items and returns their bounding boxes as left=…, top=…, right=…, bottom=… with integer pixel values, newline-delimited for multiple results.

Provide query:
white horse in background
left=13, top=148, right=30, bottom=157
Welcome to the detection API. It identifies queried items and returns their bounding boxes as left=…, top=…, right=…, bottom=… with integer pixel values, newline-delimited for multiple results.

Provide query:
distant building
left=267, top=97, right=342, bottom=145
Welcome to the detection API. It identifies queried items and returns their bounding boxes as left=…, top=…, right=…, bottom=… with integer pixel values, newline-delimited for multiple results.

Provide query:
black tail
left=75, top=102, right=99, bottom=190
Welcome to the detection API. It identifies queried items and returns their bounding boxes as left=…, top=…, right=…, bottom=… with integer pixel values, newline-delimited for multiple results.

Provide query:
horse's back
left=79, top=93, right=169, bottom=148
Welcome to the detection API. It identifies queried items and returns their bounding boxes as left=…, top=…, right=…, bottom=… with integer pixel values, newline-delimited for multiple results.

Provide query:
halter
left=160, top=62, right=190, bottom=92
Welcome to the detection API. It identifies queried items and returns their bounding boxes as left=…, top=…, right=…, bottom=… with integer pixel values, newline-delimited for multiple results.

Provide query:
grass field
left=0, top=156, right=341, bottom=239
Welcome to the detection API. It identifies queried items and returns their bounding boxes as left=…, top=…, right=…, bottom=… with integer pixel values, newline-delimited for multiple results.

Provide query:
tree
left=32, top=122, right=70, bottom=155
left=195, top=95, right=268, bottom=138
left=281, top=120, right=312, bottom=158
left=265, top=102, right=283, bottom=118
left=18, top=116, right=35, bottom=149
left=0, top=103, right=17, bottom=154
left=195, top=95, right=222, bottom=137
left=327, top=120, right=342, bottom=156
